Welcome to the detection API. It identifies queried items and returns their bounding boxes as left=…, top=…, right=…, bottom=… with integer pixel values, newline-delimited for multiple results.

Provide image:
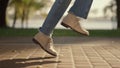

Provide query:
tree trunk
left=21, top=8, right=25, bottom=29
left=0, top=0, right=9, bottom=28
left=25, top=8, right=30, bottom=29
left=116, top=0, right=120, bottom=28
left=12, top=8, right=17, bottom=28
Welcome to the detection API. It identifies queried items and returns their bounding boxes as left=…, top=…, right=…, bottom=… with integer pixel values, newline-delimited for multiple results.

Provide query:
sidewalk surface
left=0, top=37, right=120, bottom=68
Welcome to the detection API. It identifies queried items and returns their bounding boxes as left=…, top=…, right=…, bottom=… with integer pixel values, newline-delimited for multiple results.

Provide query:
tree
left=9, top=0, right=23, bottom=28
left=0, top=0, right=9, bottom=28
left=20, top=0, right=45, bottom=28
left=116, top=0, right=120, bottom=28
left=104, top=0, right=120, bottom=29
left=104, top=0, right=116, bottom=21
left=9, top=0, right=45, bottom=28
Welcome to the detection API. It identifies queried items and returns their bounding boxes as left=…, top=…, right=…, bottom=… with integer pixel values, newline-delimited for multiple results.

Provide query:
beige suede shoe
left=61, top=13, right=89, bottom=36
left=33, top=32, right=58, bottom=57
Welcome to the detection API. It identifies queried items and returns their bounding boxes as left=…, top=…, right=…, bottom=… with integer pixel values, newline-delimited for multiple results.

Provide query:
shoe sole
left=61, top=22, right=89, bottom=36
left=32, top=38, right=57, bottom=57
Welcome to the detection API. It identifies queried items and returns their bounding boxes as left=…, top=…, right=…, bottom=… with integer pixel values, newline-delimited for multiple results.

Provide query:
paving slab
left=0, top=37, right=120, bottom=68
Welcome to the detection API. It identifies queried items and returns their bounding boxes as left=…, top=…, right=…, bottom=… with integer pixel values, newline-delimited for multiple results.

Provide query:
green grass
left=53, top=29, right=120, bottom=37
left=0, top=28, right=120, bottom=37
left=0, top=28, right=38, bottom=37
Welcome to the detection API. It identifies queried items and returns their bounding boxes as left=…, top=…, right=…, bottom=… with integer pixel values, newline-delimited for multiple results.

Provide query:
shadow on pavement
left=0, top=57, right=61, bottom=68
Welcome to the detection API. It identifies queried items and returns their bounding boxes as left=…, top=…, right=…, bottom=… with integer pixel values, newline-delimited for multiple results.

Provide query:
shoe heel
left=32, top=38, right=39, bottom=45
left=61, top=22, right=69, bottom=28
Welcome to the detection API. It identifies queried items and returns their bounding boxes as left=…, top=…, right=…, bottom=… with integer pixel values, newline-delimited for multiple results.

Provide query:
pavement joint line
left=93, top=46, right=113, bottom=67
left=26, top=47, right=38, bottom=59
left=109, top=45, right=120, bottom=55
left=33, top=48, right=46, bottom=64
left=12, top=46, right=34, bottom=58
left=112, top=47, right=120, bottom=60
left=80, top=46, right=93, bottom=68
left=38, top=50, right=46, bottom=67
left=0, top=48, right=13, bottom=56
left=0, top=47, right=20, bottom=59
left=101, top=46, right=120, bottom=62
left=42, top=47, right=60, bottom=68
left=54, top=46, right=60, bottom=68
left=10, top=53, right=19, bottom=60
left=94, top=48, right=111, bottom=66
left=70, top=45, right=76, bottom=68
left=91, top=46, right=112, bottom=67
left=101, top=46, right=120, bottom=61
left=102, top=46, right=117, bottom=54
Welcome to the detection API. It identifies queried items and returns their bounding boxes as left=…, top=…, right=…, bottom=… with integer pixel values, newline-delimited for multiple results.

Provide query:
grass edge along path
left=0, top=28, right=120, bottom=37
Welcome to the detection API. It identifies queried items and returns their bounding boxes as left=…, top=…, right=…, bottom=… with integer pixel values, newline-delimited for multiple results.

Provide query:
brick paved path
left=0, top=37, right=120, bottom=68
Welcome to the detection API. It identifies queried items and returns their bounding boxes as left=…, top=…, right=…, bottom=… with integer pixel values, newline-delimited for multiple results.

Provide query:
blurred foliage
left=8, top=0, right=47, bottom=28
left=104, top=0, right=117, bottom=21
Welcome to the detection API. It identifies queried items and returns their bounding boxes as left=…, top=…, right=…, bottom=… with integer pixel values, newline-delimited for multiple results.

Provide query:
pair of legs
left=33, top=0, right=93, bottom=56
left=40, top=0, right=93, bottom=36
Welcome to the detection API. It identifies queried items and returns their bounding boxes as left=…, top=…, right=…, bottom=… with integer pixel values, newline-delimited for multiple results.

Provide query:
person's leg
left=69, top=0, right=93, bottom=19
left=33, top=0, right=72, bottom=57
left=40, top=0, right=72, bottom=36
left=61, top=0, right=93, bottom=35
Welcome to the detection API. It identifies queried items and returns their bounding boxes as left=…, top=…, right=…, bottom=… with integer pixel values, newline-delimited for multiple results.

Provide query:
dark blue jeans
left=40, top=0, right=93, bottom=36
